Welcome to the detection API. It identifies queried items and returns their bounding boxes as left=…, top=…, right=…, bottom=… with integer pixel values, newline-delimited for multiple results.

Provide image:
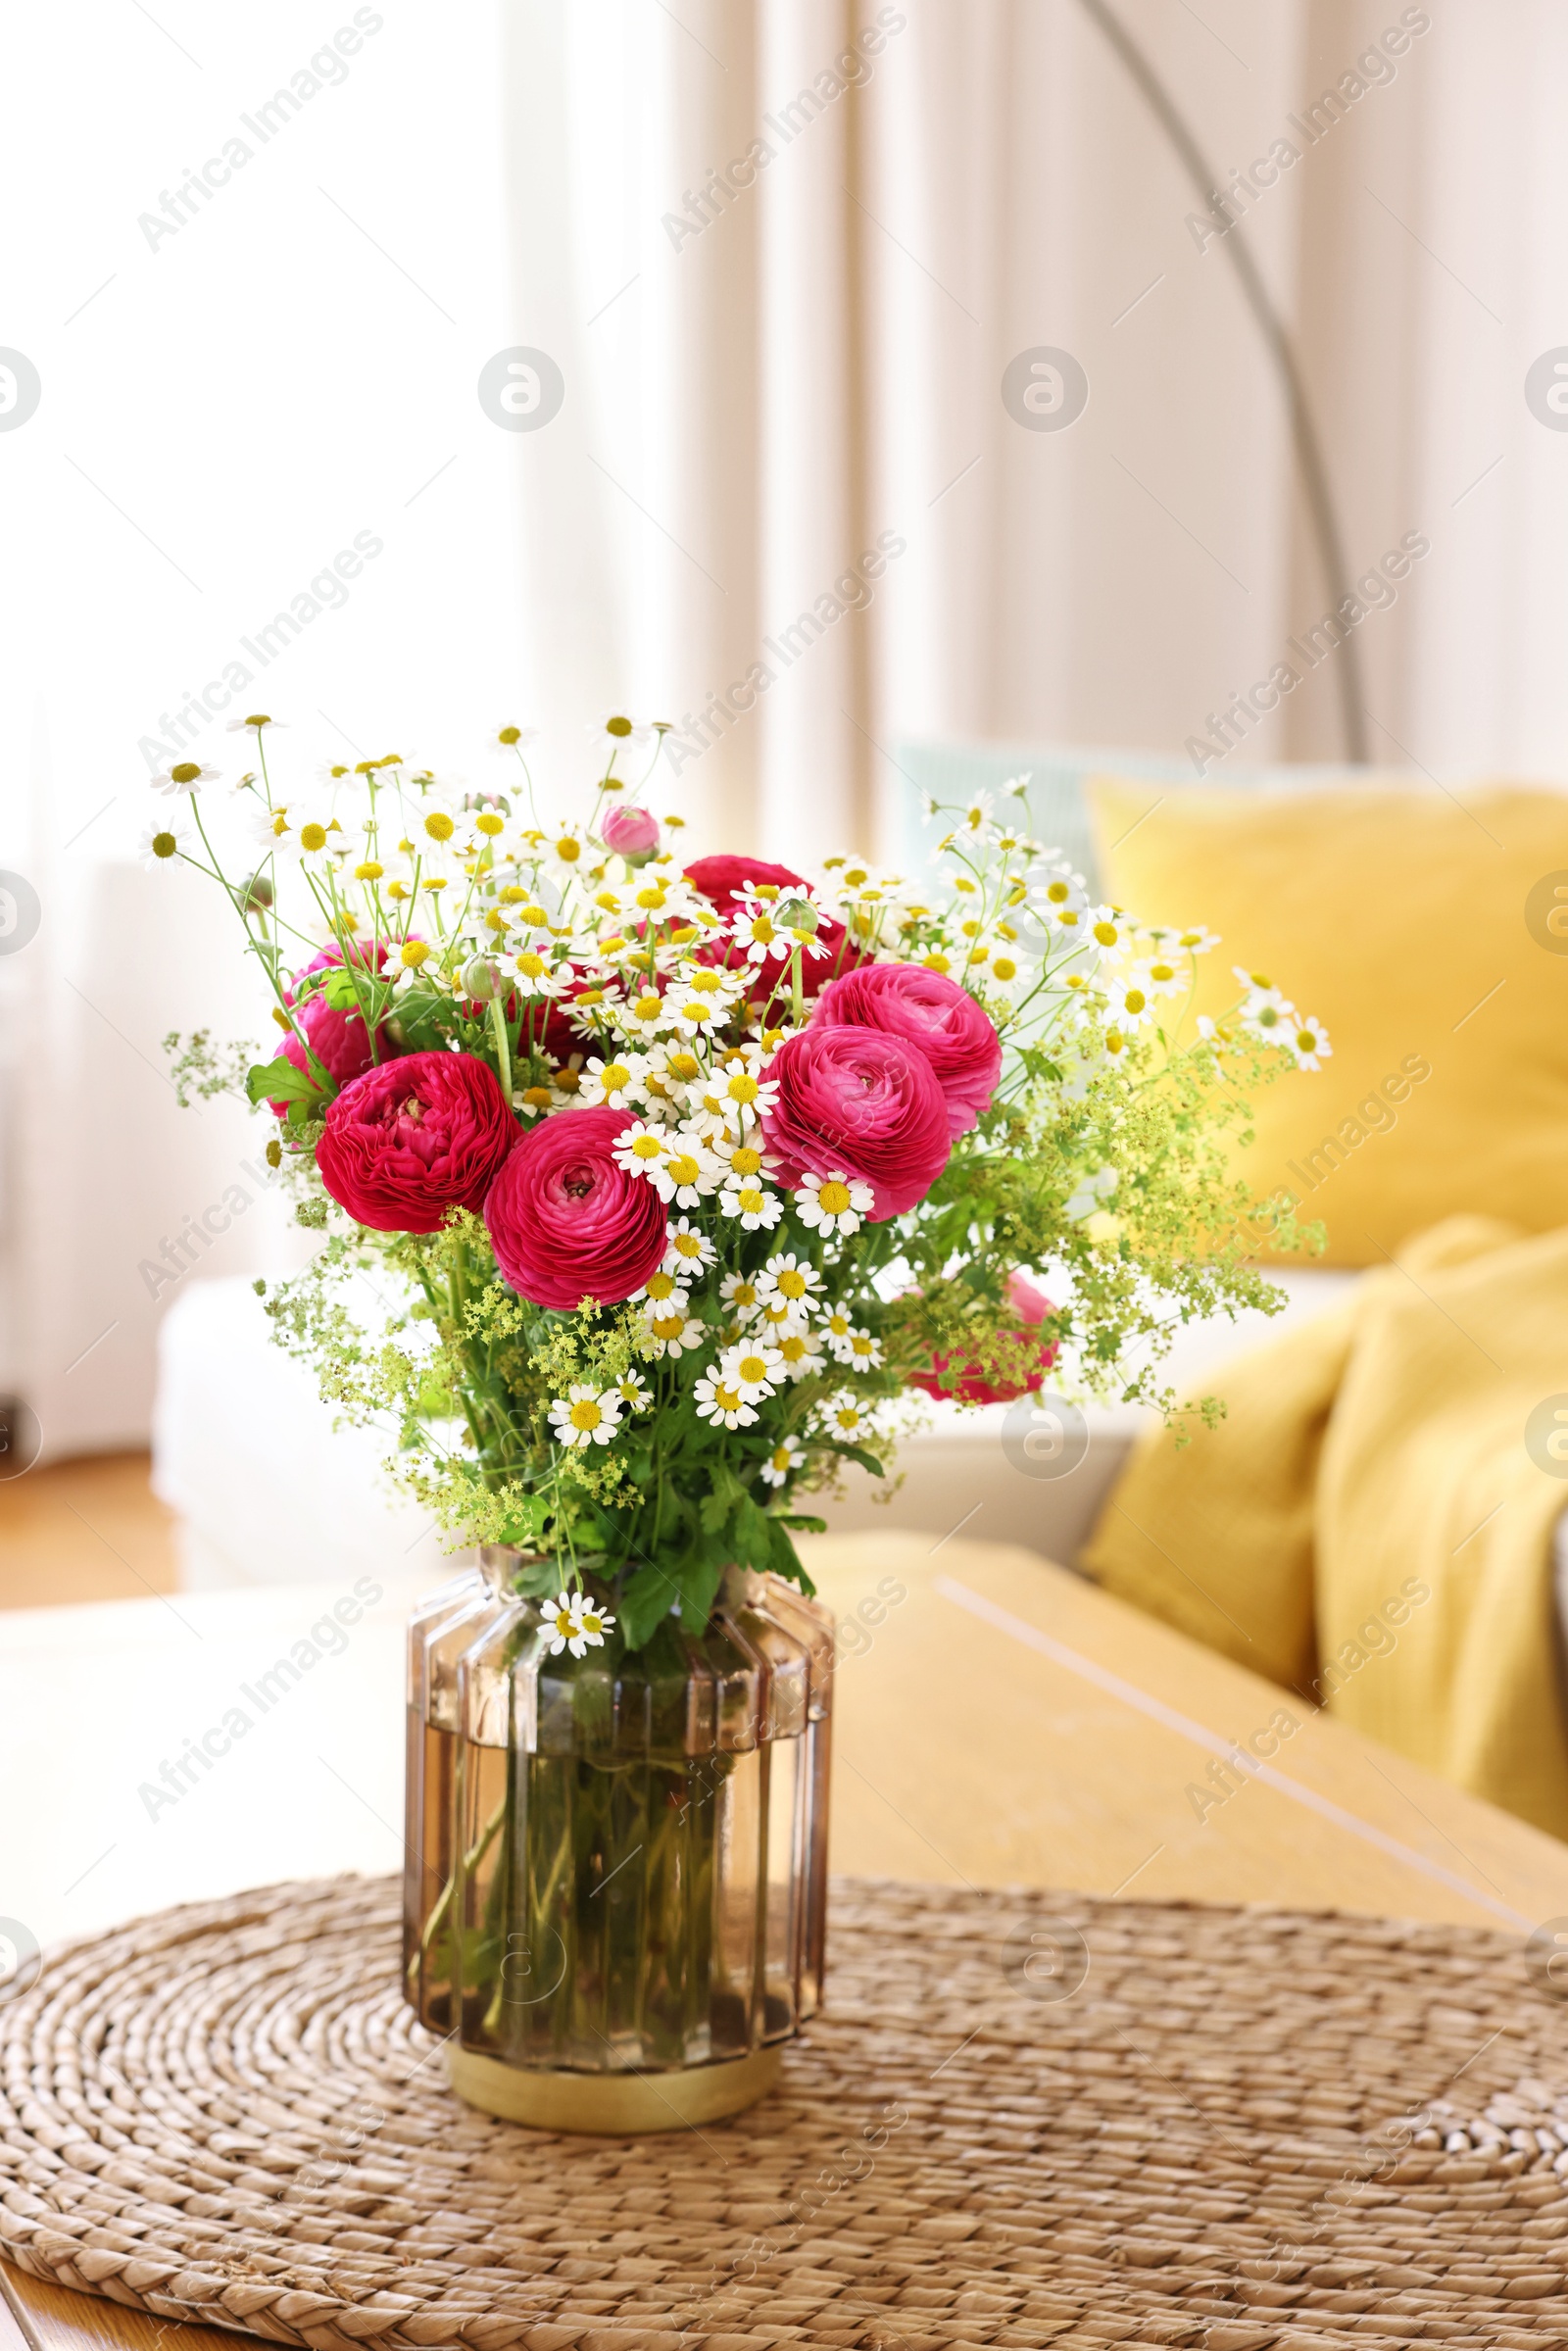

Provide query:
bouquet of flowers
left=159, top=712, right=1325, bottom=1648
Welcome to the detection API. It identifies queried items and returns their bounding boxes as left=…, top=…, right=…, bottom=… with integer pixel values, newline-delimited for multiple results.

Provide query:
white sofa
left=152, top=1270, right=1359, bottom=1590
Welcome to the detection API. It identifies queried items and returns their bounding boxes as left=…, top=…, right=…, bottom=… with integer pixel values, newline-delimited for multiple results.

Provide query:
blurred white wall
left=2, top=0, right=1564, bottom=1456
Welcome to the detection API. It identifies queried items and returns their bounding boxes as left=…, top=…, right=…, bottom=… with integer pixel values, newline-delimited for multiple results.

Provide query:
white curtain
left=5, top=0, right=1565, bottom=1456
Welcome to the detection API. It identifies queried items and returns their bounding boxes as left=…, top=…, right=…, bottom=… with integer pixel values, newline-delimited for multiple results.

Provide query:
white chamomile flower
left=719, top=1338, right=784, bottom=1402
left=1235, top=969, right=1298, bottom=1042
left=543, top=820, right=590, bottom=876
left=505, top=946, right=576, bottom=999
left=138, top=815, right=191, bottom=870
left=720, top=1177, right=784, bottom=1231
left=730, top=900, right=789, bottom=965
left=841, top=1326, right=883, bottom=1370
left=694, top=1373, right=758, bottom=1430
left=982, top=948, right=1032, bottom=999
left=1103, top=975, right=1155, bottom=1031
left=757, top=1253, right=824, bottom=1323
left=225, top=712, right=287, bottom=734
left=647, top=1135, right=719, bottom=1208
left=408, top=798, right=467, bottom=856
left=613, top=1370, right=653, bottom=1413
left=720, top=1271, right=763, bottom=1323
left=1087, top=906, right=1128, bottom=957
left=636, top=1268, right=690, bottom=1312
left=663, top=1216, right=717, bottom=1278
left=760, top=1437, right=806, bottom=1490
left=1175, top=924, right=1220, bottom=955
left=1133, top=954, right=1187, bottom=1000
left=490, top=723, right=540, bottom=754
left=594, top=710, right=654, bottom=749
left=958, top=790, right=995, bottom=837
left=249, top=804, right=294, bottom=850
left=710, top=1055, right=778, bottom=1129
left=820, top=1396, right=872, bottom=1442
left=151, top=759, right=219, bottom=798
left=1287, top=1013, right=1332, bottom=1070
left=549, top=1384, right=623, bottom=1449
left=818, top=1303, right=855, bottom=1346
left=794, top=1170, right=874, bottom=1238
left=641, top=1303, right=708, bottom=1357
left=613, top=1119, right=669, bottom=1182
left=581, top=1052, right=645, bottom=1108
left=292, top=812, right=348, bottom=872
left=540, top=1591, right=583, bottom=1656
left=774, top=1326, right=826, bottom=1382
left=616, top=984, right=673, bottom=1044
left=574, top=1592, right=615, bottom=1648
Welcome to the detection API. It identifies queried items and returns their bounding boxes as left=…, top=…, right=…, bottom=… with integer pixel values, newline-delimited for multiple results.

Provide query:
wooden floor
left=0, top=1453, right=179, bottom=1611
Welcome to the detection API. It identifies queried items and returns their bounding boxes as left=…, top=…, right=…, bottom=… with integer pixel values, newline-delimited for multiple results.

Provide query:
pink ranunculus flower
left=907, top=1269, right=1059, bottom=1404
left=484, top=1104, right=668, bottom=1309
left=601, top=803, right=661, bottom=860
left=760, top=1025, right=950, bottom=1220
left=316, top=1051, right=517, bottom=1234
left=811, top=961, right=1002, bottom=1137
left=270, top=938, right=402, bottom=1113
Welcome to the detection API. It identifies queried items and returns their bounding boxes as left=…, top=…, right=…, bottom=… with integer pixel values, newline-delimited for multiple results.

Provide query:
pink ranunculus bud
left=484, top=1104, right=668, bottom=1309
left=760, top=1024, right=951, bottom=1220
left=601, top=803, right=662, bottom=860
left=810, top=961, right=1002, bottom=1136
left=315, top=1051, right=518, bottom=1234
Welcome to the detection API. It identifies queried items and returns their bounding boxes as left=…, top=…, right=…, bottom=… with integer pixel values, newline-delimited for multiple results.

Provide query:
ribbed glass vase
left=404, top=1547, right=834, bottom=2131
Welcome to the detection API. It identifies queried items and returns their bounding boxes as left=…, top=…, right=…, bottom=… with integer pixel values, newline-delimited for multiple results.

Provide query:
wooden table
left=7, top=1531, right=1568, bottom=2348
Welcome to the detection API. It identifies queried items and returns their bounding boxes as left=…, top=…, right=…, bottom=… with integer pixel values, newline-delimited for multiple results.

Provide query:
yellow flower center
left=666, top=1153, right=701, bottom=1185
left=731, top=1282, right=757, bottom=1306
left=423, top=812, right=455, bottom=842
left=672, top=1232, right=703, bottom=1258
left=778, top=1270, right=807, bottom=1298
left=688, top=969, right=721, bottom=993
left=1047, top=881, right=1069, bottom=904
left=737, top=1354, right=767, bottom=1384
left=633, top=995, right=662, bottom=1022
left=171, top=761, right=201, bottom=784
left=606, top=715, right=633, bottom=737
left=1093, top=921, right=1117, bottom=947
left=569, top=1399, right=602, bottom=1431
left=1124, top=989, right=1146, bottom=1013
left=556, top=836, right=581, bottom=861
left=771, top=1446, right=792, bottom=1471
left=499, top=725, right=521, bottom=745
left=1296, top=1030, right=1317, bottom=1053
left=300, top=823, right=327, bottom=852
left=355, top=859, right=383, bottom=881
left=1150, top=962, right=1174, bottom=982
left=779, top=1336, right=808, bottom=1363
left=726, top=1072, right=760, bottom=1102
left=646, top=1271, right=679, bottom=1300
left=730, top=1147, right=761, bottom=1176
left=522, top=1086, right=552, bottom=1107
left=713, top=1385, right=742, bottom=1412
left=553, top=1607, right=574, bottom=1636
left=554, top=1069, right=580, bottom=1094
left=629, top=1133, right=662, bottom=1161
left=737, top=1187, right=764, bottom=1212
left=151, top=830, right=177, bottom=858
left=598, top=1062, right=630, bottom=1093
left=921, top=953, right=951, bottom=975
left=651, top=1313, right=686, bottom=1341
left=816, top=1181, right=851, bottom=1214
left=666, top=1052, right=700, bottom=1080
left=993, top=957, right=1017, bottom=981
left=400, top=941, right=430, bottom=968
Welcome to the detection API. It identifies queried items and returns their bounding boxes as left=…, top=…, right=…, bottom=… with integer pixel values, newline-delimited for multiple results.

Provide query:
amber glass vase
left=404, top=1548, right=833, bottom=2131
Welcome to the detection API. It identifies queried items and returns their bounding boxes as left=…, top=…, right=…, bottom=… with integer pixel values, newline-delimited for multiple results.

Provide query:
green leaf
left=698, top=1460, right=745, bottom=1536
left=246, top=1054, right=319, bottom=1108
left=619, top=1559, right=678, bottom=1649
left=496, top=1493, right=551, bottom=1549
left=776, top=1512, right=827, bottom=1535
left=828, top=1442, right=887, bottom=1481
left=675, top=1552, right=725, bottom=1636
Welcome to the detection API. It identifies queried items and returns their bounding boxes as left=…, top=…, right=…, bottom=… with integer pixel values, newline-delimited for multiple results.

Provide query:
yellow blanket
left=1081, top=1217, right=1568, bottom=1838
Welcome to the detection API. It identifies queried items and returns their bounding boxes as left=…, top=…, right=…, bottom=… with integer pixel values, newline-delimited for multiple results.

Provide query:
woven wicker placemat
left=4, top=1877, right=1568, bottom=2350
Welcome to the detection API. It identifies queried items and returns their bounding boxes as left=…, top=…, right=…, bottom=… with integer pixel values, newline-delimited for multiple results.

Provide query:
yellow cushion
left=1087, top=778, right=1568, bottom=1265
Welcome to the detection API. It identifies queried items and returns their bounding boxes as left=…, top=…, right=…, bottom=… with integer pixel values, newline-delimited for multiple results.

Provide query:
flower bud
left=462, top=957, right=502, bottom=1002
left=776, top=897, right=819, bottom=935
left=240, top=871, right=274, bottom=912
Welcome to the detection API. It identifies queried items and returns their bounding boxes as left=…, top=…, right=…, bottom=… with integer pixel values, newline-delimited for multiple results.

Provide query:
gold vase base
left=445, top=2041, right=783, bottom=2134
